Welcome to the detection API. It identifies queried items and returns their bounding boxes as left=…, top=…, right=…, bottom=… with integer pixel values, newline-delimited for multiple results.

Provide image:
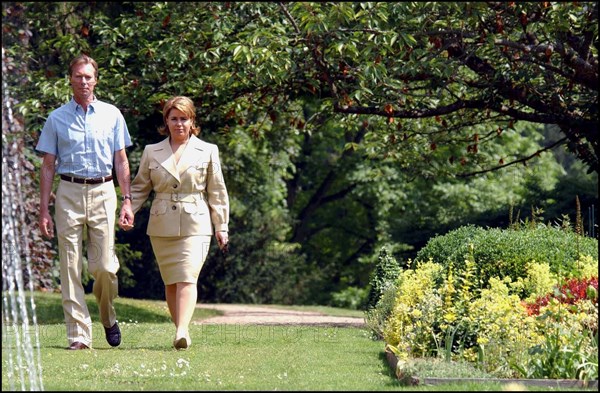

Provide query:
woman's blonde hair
left=158, top=96, right=200, bottom=136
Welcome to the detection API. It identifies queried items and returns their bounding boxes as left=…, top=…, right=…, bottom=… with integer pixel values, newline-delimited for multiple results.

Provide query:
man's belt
left=60, top=174, right=113, bottom=184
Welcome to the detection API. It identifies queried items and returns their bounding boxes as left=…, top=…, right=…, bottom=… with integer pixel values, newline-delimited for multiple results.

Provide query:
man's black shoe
left=104, top=322, right=121, bottom=347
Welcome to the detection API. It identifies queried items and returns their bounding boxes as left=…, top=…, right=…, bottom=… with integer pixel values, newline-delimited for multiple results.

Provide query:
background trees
left=2, top=2, right=597, bottom=305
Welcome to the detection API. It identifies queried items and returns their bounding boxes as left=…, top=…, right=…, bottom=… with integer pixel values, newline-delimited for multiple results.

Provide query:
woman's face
left=167, top=108, right=191, bottom=142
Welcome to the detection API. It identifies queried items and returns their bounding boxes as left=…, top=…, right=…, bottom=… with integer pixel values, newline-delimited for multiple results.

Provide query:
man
left=37, top=54, right=134, bottom=350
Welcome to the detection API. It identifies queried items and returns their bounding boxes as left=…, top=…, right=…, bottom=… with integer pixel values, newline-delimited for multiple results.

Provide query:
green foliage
left=3, top=1, right=598, bottom=306
left=383, top=261, right=444, bottom=357
left=515, top=327, right=598, bottom=381
left=113, top=243, right=143, bottom=290
left=523, top=276, right=598, bottom=315
left=383, top=227, right=598, bottom=380
left=366, top=247, right=402, bottom=310
left=198, top=126, right=313, bottom=304
left=415, top=224, right=599, bottom=288
left=510, top=261, right=557, bottom=302
left=365, top=282, right=398, bottom=340
left=512, top=299, right=598, bottom=381
left=330, top=286, right=368, bottom=310
left=465, top=277, right=540, bottom=377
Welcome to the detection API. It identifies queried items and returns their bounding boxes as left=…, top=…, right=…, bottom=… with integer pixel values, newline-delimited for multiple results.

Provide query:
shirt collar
left=70, top=96, right=98, bottom=113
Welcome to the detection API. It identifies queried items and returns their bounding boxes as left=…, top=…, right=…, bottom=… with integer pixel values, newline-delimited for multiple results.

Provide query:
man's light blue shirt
left=36, top=97, right=132, bottom=178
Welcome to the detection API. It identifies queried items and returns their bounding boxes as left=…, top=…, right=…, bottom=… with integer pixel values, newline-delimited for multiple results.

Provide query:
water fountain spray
left=2, top=47, right=44, bottom=391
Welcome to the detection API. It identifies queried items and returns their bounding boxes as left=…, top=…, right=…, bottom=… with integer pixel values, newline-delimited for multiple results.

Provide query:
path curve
left=193, top=304, right=366, bottom=328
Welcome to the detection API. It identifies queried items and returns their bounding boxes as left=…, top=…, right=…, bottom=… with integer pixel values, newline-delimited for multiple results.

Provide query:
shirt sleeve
left=35, top=115, right=58, bottom=155
left=113, top=108, right=132, bottom=152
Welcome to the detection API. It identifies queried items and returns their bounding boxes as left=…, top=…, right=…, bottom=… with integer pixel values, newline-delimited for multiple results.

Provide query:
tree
left=276, top=2, right=598, bottom=175
left=3, top=2, right=597, bottom=304
left=5, top=2, right=597, bottom=174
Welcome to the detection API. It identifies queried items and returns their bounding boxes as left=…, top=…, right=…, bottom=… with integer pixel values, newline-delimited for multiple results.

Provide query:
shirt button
left=172, top=205, right=177, bottom=210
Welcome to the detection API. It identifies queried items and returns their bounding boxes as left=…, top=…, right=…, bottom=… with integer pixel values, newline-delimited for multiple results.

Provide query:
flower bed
left=385, top=347, right=599, bottom=389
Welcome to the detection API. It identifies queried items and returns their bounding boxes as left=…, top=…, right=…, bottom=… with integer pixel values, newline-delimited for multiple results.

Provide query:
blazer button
left=171, top=205, right=177, bottom=210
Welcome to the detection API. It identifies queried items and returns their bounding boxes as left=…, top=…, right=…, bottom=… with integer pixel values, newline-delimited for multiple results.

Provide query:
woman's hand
left=216, top=231, right=229, bottom=252
left=118, top=204, right=135, bottom=231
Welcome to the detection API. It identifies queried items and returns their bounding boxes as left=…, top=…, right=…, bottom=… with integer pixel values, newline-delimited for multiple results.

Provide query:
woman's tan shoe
left=173, top=334, right=191, bottom=350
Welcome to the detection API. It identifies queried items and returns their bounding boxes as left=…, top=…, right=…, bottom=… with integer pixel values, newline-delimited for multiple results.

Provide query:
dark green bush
left=414, top=224, right=598, bottom=287
left=364, top=247, right=402, bottom=340
left=366, top=247, right=402, bottom=310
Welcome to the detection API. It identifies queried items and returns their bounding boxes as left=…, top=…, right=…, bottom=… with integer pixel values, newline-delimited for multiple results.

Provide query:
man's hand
left=118, top=203, right=134, bottom=231
left=39, top=211, right=55, bottom=239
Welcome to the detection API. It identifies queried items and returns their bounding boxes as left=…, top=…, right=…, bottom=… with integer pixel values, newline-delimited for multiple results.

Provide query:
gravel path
left=193, top=303, right=366, bottom=328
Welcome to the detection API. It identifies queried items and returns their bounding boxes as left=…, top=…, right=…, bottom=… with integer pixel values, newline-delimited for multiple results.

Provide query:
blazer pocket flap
left=150, top=200, right=168, bottom=215
left=183, top=202, right=205, bottom=214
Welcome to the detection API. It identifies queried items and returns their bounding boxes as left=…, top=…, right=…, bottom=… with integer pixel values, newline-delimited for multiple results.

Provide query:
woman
left=120, top=96, right=229, bottom=350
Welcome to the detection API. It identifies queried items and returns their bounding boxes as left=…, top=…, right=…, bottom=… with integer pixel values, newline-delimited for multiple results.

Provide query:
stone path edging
left=385, top=348, right=599, bottom=389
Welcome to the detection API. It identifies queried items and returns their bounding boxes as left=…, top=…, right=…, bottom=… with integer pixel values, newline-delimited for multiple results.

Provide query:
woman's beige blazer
left=129, top=135, right=229, bottom=237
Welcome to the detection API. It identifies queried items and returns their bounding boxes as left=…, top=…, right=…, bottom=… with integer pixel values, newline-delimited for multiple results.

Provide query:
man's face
left=70, top=63, right=96, bottom=100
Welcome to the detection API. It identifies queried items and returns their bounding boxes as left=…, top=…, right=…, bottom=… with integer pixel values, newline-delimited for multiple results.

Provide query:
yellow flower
left=443, top=312, right=457, bottom=323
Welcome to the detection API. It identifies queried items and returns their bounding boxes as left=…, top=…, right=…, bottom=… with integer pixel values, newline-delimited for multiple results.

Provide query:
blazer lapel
left=177, top=135, right=206, bottom=174
left=152, top=138, right=180, bottom=182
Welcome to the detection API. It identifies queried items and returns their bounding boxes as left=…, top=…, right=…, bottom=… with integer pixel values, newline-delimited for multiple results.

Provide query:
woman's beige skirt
left=150, top=235, right=212, bottom=285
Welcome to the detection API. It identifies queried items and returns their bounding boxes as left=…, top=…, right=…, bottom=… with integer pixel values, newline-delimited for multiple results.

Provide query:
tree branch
left=277, top=2, right=301, bottom=35
left=457, top=137, right=568, bottom=177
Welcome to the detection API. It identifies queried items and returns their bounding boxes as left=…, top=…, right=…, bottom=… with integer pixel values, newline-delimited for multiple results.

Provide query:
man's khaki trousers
left=55, top=179, right=120, bottom=347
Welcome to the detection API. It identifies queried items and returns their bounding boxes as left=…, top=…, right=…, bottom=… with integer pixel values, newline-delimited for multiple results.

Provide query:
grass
left=2, top=292, right=593, bottom=391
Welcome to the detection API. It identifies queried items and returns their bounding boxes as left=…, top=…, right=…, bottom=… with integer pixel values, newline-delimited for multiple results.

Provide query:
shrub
left=366, top=247, right=402, bottom=310
left=513, top=297, right=599, bottom=381
left=330, top=286, right=368, bottom=310
left=384, top=225, right=599, bottom=380
left=523, top=276, right=598, bottom=316
left=365, top=283, right=398, bottom=340
left=383, top=261, right=444, bottom=357
left=365, top=247, right=402, bottom=340
left=466, top=277, right=541, bottom=377
left=510, top=261, right=557, bottom=301
left=414, top=224, right=598, bottom=288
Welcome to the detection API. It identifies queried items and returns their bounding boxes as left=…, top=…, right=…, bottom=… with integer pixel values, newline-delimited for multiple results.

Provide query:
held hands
left=118, top=203, right=135, bottom=231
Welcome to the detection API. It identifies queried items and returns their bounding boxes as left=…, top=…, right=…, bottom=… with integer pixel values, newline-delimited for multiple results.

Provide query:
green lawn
left=2, top=292, right=592, bottom=391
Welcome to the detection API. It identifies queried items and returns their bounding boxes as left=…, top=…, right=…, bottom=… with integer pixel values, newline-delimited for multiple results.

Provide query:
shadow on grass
left=378, top=349, right=398, bottom=379
left=25, top=291, right=218, bottom=325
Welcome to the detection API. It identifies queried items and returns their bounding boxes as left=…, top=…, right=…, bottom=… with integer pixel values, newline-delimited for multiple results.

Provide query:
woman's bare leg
left=175, top=282, right=197, bottom=340
left=165, top=284, right=177, bottom=323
